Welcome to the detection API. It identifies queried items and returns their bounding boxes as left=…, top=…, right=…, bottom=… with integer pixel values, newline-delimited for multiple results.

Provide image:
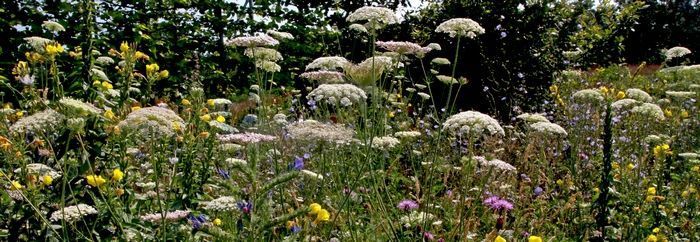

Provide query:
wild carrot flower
left=346, top=6, right=398, bottom=31
left=435, top=18, right=485, bottom=38
left=49, top=204, right=98, bottom=222
left=664, top=46, right=691, bottom=60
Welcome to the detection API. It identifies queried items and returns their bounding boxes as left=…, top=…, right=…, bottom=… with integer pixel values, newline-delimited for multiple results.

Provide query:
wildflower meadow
left=1, top=1, right=699, bottom=241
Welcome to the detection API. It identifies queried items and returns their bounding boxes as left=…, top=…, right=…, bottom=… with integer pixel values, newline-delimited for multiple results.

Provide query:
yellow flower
left=681, top=190, right=689, bottom=198
left=309, top=203, right=322, bottom=215
left=495, top=235, right=507, bottom=242
left=120, top=42, right=130, bottom=53
left=158, top=70, right=169, bottom=79
left=599, top=86, right=609, bottom=95
left=388, top=111, right=395, bottom=118
left=16, top=111, right=24, bottom=118
left=286, top=220, right=296, bottom=229
left=647, top=234, right=657, bottom=242
left=652, top=227, right=660, bottom=233
left=173, top=122, right=182, bottom=132
left=680, top=110, right=689, bottom=118
left=664, top=109, right=672, bottom=118
left=653, top=144, right=671, bottom=157
left=146, top=63, right=160, bottom=77
left=556, top=179, right=563, bottom=186
left=45, top=43, right=65, bottom=56
left=593, top=187, right=600, bottom=193
left=112, top=168, right=124, bottom=181
left=528, top=236, right=543, bottom=242
left=213, top=218, right=222, bottom=226
left=101, top=81, right=113, bottom=90
left=616, top=91, right=626, bottom=99
left=115, top=188, right=125, bottom=197
left=315, top=209, right=330, bottom=222
left=134, top=51, right=149, bottom=60
left=42, top=175, right=53, bottom=186
left=693, top=166, right=699, bottom=172
left=549, top=85, right=558, bottom=93
left=10, top=180, right=24, bottom=190
left=612, top=162, right=620, bottom=170
left=207, top=99, right=215, bottom=107
left=216, top=115, right=226, bottom=123
left=131, top=106, right=141, bottom=112
left=626, top=163, right=635, bottom=170
left=86, top=175, right=106, bottom=187
left=104, top=109, right=115, bottom=120
left=647, top=187, right=656, bottom=196
left=200, top=114, right=211, bottom=122
left=182, top=99, right=191, bottom=106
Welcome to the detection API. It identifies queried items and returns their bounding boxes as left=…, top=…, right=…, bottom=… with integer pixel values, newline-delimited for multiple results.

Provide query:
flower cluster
left=529, top=122, right=568, bottom=137
left=59, top=97, right=102, bottom=116
left=217, top=132, right=277, bottom=144
left=483, top=196, right=514, bottom=212
left=625, top=88, right=653, bottom=102
left=572, top=89, right=604, bottom=103
left=473, top=156, right=517, bottom=172
left=307, top=84, right=367, bottom=107
left=140, top=210, right=190, bottom=223
left=227, top=34, right=279, bottom=47
left=305, top=56, right=350, bottom=71
left=244, top=47, right=283, bottom=62
left=516, top=113, right=550, bottom=123
left=630, top=103, right=666, bottom=121
left=116, top=107, right=185, bottom=138
left=49, top=204, right=98, bottom=222
left=435, top=18, right=485, bottom=38
left=300, top=70, right=346, bottom=83
left=202, top=196, right=238, bottom=211
left=285, top=120, right=356, bottom=144
left=346, top=56, right=394, bottom=87
left=266, top=30, right=294, bottom=40
left=443, top=111, right=505, bottom=137
left=9, top=109, right=65, bottom=135
left=375, top=41, right=430, bottom=56
left=664, top=46, right=691, bottom=60
left=346, top=6, right=398, bottom=31
left=371, top=136, right=401, bottom=150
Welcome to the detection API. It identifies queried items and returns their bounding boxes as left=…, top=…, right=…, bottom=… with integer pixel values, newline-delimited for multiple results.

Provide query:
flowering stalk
left=444, top=36, right=461, bottom=116
left=596, top=102, right=613, bottom=238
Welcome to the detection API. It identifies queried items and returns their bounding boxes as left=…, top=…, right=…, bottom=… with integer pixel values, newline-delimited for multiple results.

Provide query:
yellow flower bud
left=664, top=109, right=672, bottom=118
left=549, top=85, right=558, bottom=93
left=647, top=187, right=656, bottom=196
left=200, top=114, right=211, bottom=122
left=182, top=99, right=191, bottom=106
left=309, top=203, right=322, bottom=215
left=104, top=109, right=115, bottom=120
left=207, top=99, right=215, bottom=107
left=131, top=106, right=141, bottom=112
left=680, top=110, right=689, bottom=118
left=213, top=218, right=222, bottom=226
left=101, top=81, right=113, bottom=90
left=216, top=115, right=225, bottom=123
left=600, top=86, right=609, bottom=94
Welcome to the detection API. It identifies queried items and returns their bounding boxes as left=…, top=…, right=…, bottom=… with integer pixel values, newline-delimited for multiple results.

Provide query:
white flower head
left=266, top=30, right=294, bottom=40
left=435, top=18, right=485, bottom=38
left=42, top=21, right=65, bottom=32
left=227, top=33, right=279, bottom=47
left=347, top=6, right=398, bottom=31
left=664, top=46, right=691, bottom=60
left=443, top=111, right=504, bottom=137
left=529, top=122, right=567, bottom=137
left=306, top=56, right=350, bottom=71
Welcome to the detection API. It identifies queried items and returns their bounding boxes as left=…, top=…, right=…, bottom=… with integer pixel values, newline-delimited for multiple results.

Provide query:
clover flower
left=435, top=18, right=485, bottom=38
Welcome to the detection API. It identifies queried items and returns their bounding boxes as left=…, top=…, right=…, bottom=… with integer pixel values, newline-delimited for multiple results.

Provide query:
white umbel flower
left=473, top=156, right=516, bottom=172
left=266, top=30, right=294, bottom=40
left=394, top=131, right=422, bottom=139
left=371, top=136, right=400, bottom=150
left=50, top=204, right=98, bottom=222
left=286, top=120, right=356, bottom=144
left=300, top=71, right=346, bottom=83
left=244, top=47, right=283, bottom=61
left=202, top=196, right=238, bottom=211
left=376, top=41, right=426, bottom=56
left=516, top=113, right=549, bottom=123
left=227, top=34, right=279, bottom=47
left=10, top=109, right=65, bottom=134
left=443, top=111, right=504, bottom=137
left=349, top=23, right=368, bottom=33
left=307, top=84, right=367, bottom=106
left=529, top=122, right=568, bottom=137
left=630, top=103, right=665, bottom=121
left=435, top=18, right=485, bottom=38
left=117, top=107, right=186, bottom=138
left=625, top=88, right=653, bottom=103
left=306, top=56, right=350, bottom=71
left=59, top=97, right=102, bottom=116
left=42, top=21, right=65, bottom=32
left=664, top=46, right=691, bottom=60
left=572, top=89, right=604, bottom=103
left=346, top=6, right=398, bottom=31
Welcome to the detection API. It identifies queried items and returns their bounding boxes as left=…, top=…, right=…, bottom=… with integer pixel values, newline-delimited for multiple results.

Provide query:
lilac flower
left=397, top=199, right=419, bottom=211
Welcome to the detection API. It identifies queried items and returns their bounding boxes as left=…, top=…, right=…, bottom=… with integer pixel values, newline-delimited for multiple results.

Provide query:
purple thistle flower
left=484, top=196, right=514, bottom=212
left=397, top=199, right=419, bottom=211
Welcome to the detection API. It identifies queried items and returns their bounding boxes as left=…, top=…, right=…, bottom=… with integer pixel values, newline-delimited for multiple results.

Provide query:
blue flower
left=217, top=168, right=230, bottom=179
left=291, top=156, right=304, bottom=170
